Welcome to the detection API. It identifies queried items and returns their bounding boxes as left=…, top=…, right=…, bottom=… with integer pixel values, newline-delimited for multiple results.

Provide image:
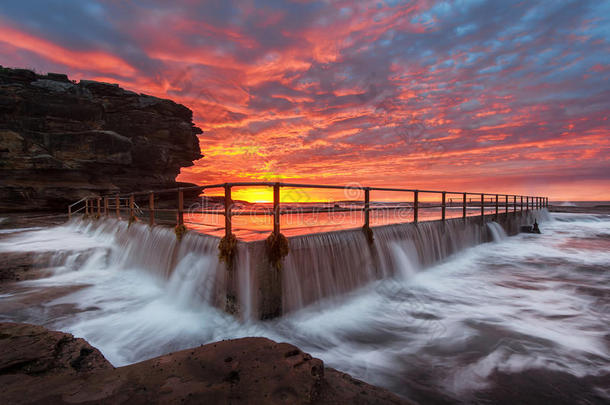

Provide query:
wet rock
left=0, top=66, right=203, bottom=212
left=0, top=323, right=112, bottom=376
left=0, top=323, right=411, bottom=404
left=0, top=251, right=54, bottom=282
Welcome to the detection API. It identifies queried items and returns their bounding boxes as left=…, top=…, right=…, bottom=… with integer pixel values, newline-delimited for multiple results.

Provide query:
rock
left=0, top=251, right=56, bottom=282
left=0, top=323, right=411, bottom=404
left=0, top=323, right=112, bottom=375
left=0, top=66, right=203, bottom=212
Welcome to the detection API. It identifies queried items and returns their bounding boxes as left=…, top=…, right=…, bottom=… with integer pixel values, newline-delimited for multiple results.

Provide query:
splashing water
left=0, top=212, right=608, bottom=403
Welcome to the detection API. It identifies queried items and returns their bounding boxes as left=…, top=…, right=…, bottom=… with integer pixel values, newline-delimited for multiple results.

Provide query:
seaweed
left=174, top=223, right=187, bottom=241
left=219, top=233, right=238, bottom=268
left=265, top=232, right=289, bottom=270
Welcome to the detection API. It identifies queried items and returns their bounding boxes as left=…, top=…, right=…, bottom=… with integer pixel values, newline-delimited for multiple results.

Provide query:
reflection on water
left=0, top=212, right=608, bottom=404
left=185, top=205, right=508, bottom=241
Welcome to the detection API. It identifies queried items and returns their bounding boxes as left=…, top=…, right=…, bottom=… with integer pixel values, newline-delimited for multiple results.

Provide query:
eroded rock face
left=0, top=67, right=203, bottom=212
left=0, top=323, right=411, bottom=405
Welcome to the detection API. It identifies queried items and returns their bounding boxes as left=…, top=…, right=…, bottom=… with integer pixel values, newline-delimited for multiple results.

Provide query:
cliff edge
left=0, top=66, right=203, bottom=212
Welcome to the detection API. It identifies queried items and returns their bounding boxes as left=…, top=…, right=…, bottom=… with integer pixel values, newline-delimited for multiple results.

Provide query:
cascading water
left=4, top=209, right=606, bottom=404
left=486, top=221, right=508, bottom=241
left=280, top=211, right=541, bottom=313
left=0, top=211, right=546, bottom=321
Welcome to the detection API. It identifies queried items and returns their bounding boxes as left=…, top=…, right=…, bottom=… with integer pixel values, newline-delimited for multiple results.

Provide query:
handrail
left=68, top=197, right=89, bottom=209
left=69, top=180, right=548, bottom=240
left=92, top=181, right=542, bottom=201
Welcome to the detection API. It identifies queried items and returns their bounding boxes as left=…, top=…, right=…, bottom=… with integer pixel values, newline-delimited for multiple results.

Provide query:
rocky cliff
left=0, top=66, right=202, bottom=212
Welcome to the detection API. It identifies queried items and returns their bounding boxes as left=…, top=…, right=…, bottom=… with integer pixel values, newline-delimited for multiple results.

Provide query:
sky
left=0, top=0, right=608, bottom=201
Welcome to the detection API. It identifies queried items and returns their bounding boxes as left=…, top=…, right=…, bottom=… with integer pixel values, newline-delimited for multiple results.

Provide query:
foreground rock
left=0, top=66, right=203, bottom=212
left=0, top=323, right=410, bottom=404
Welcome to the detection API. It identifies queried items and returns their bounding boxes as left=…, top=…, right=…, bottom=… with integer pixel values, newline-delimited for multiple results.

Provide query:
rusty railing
left=69, top=182, right=548, bottom=241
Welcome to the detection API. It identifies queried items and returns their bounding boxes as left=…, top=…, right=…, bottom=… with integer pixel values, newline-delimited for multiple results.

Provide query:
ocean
left=0, top=210, right=608, bottom=403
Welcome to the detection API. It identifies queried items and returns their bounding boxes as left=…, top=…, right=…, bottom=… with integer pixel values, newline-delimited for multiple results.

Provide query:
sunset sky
left=1, top=0, right=608, bottom=201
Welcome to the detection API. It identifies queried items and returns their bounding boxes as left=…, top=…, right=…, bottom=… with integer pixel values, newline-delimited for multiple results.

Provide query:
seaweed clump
left=219, top=233, right=238, bottom=269
left=265, top=232, right=289, bottom=270
left=174, top=223, right=187, bottom=241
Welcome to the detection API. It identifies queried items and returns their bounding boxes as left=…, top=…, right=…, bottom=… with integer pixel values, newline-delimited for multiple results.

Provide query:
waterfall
left=279, top=211, right=544, bottom=314
left=55, top=218, right=224, bottom=307
left=51, top=210, right=545, bottom=319
left=486, top=221, right=508, bottom=242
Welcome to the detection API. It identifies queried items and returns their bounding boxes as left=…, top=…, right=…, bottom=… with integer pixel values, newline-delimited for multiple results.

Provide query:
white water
left=486, top=221, right=507, bottom=241
left=0, top=212, right=609, bottom=402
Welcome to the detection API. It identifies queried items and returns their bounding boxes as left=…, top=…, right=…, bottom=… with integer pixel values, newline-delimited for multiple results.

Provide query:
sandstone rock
left=0, top=323, right=411, bottom=404
left=0, top=66, right=203, bottom=212
left=0, top=323, right=112, bottom=376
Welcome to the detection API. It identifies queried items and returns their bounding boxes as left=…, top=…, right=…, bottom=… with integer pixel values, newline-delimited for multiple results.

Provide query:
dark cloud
left=0, top=0, right=608, bottom=197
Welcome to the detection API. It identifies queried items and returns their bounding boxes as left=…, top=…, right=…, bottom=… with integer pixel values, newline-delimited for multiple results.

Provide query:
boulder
left=0, top=322, right=411, bottom=404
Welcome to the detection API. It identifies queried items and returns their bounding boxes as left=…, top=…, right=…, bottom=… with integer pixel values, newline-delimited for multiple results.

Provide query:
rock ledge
left=0, top=322, right=410, bottom=404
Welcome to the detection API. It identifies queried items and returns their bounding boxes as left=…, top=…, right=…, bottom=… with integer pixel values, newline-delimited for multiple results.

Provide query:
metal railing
left=70, top=182, right=548, bottom=241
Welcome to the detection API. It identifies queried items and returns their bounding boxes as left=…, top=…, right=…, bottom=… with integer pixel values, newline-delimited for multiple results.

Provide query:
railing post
left=480, top=194, right=485, bottom=222
left=441, top=192, right=446, bottom=221
left=273, top=182, right=280, bottom=235
left=505, top=195, right=509, bottom=214
left=115, top=195, right=120, bottom=218
left=513, top=195, right=517, bottom=213
left=177, top=189, right=184, bottom=225
left=104, top=197, right=109, bottom=216
left=520, top=196, right=523, bottom=212
left=224, top=184, right=232, bottom=238
left=129, top=194, right=135, bottom=220
left=85, top=199, right=89, bottom=216
left=97, top=197, right=101, bottom=216
left=149, top=192, right=155, bottom=226
left=413, top=190, right=419, bottom=223
left=68, top=205, right=72, bottom=220
left=462, top=193, right=467, bottom=219
left=495, top=194, right=499, bottom=220
left=364, top=187, right=371, bottom=227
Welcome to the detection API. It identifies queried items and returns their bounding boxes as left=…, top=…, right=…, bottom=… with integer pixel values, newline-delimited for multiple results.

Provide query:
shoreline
left=0, top=322, right=410, bottom=404
left=0, top=209, right=608, bottom=403
left=0, top=215, right=412, bottom=403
